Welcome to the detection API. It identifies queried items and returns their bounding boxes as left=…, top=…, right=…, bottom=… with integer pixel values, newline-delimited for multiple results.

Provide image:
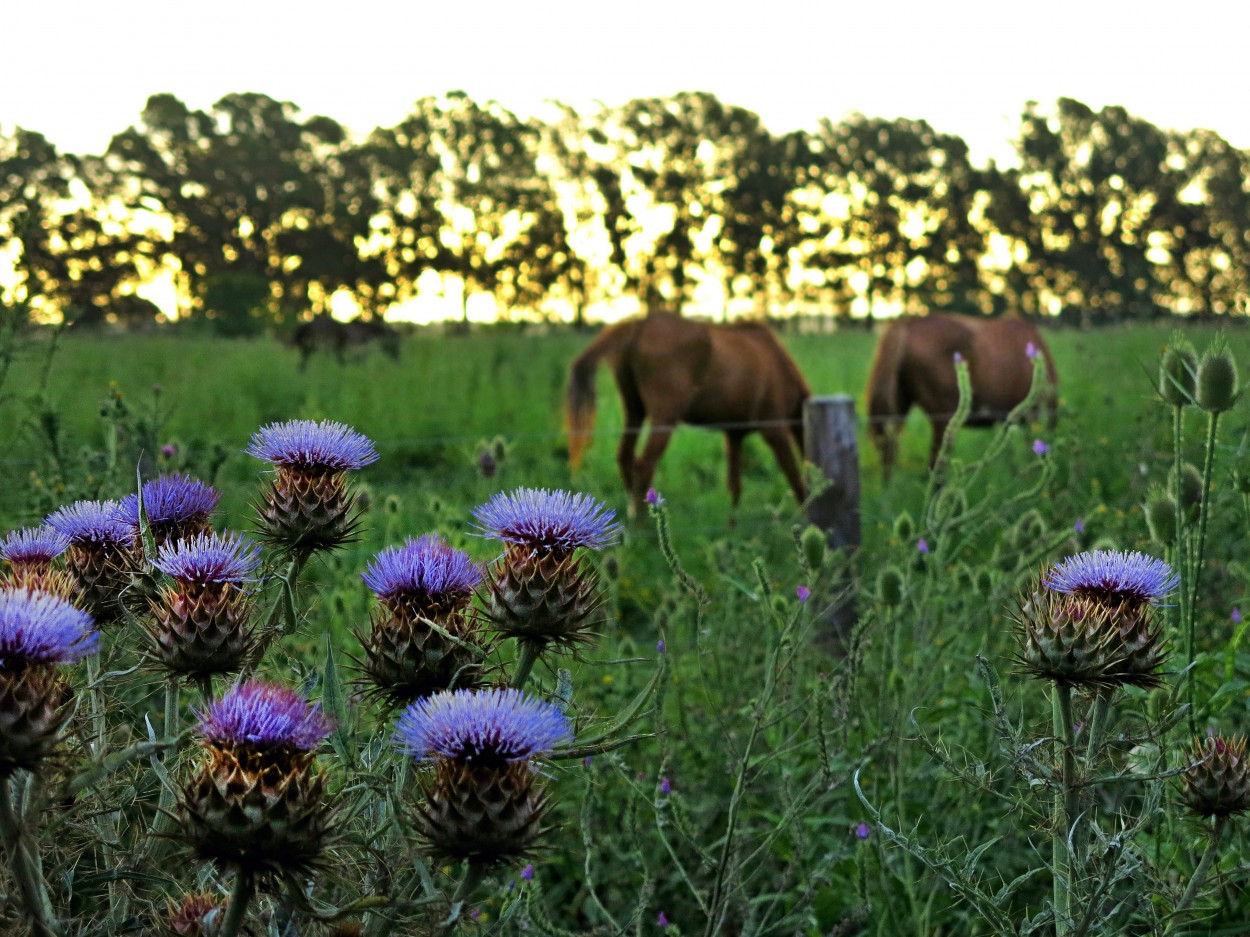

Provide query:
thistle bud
left=1159, top=341, right=1197, bottom=407
left=799, top=525, right=826, bottom=570
left=1181, top=733, right=1250, bottom=817
left=358, top=535, right=488, bottom=705
left=164, top=893, right=222, bottom=936
left=1144, top=491, right=1178, bottom=544
left=893, top=512, right=916, bottom=542
left=1168, top=463, right=1203, bottom=519
left=473, top=488, right=619, bottom=650
left=393, top=688, right=572, bottom=866
left=876, top=566, right=904, bottom=607
left=246, top=420, right=379, bottom=555
left=1195, top=344, right=1239, bottom=413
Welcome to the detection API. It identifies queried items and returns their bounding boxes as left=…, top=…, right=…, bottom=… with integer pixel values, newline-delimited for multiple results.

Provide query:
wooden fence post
left=803, top=394, right=861, bottom=646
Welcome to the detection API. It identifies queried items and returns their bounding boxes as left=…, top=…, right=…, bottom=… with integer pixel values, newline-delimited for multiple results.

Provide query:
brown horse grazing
left=290, top=314, right=401, bottom=371
left=866, top=312, right=1058, bottom=480
left=566, top=311, right=811, bottom=512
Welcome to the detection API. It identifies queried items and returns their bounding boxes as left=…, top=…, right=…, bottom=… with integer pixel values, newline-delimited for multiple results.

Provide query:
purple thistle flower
left=1044, top=550, right=1179, bottom=605
left=917, top=538, right=929, bottom=554
left=1026, top=341, right=1039, bottom=360
left=521, top=863, right=534, bottom=881
left=660, top=777, right=672, bottom=795
left=198, top=681, right=332, bottom=751
left=644, top=487, right=664, bottom=506
left=45, top=501, right=132, bottom=547
left=117, top=474, right=220, bottom=529
left=657, top=639, right=666, bottom=654
left=1032, top=439, right=1050, bottom=456
left=361, top=534, right=482, bottom=600
left=161, top=443, right=178, bottom=459
left=153, top=531, right=262, bottom=584
left=855, top=822, right=871, bottom=840
left=393, top=687, right=573, bottom=765
left=246, top=419, right=379, bottom=473
left=472, top=487, right=620, bottom=554
left=657, top=911, right=670, bottom=928
left=796, top=585, right=811, bottom=603
left=0, top=588, right=98, bottom=666
left=0, top=527, right=70, bottom=566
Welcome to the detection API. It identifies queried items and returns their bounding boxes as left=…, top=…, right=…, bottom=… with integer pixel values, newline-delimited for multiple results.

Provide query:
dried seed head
left=1159, top=341, right=1197, bottom=407
left=1195, top=344, right=1239, bottom=413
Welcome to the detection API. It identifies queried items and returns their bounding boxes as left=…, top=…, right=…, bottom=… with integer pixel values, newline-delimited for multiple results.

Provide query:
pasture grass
left=0, top=320, right=1249, bottom=933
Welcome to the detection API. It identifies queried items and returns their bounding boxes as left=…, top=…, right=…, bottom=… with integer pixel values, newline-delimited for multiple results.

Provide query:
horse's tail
left=865, top=320, right=909, bottom=479
left=566, top=322, right=631, bottom=472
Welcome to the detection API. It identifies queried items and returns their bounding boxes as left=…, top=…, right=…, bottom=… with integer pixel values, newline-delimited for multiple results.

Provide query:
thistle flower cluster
left=179, top=681, right=334, bottom=875
left=1017, top=549, right=1174, bottom=689
left=358, top=535, right=488, bottom=705
left=247, top=419, right=378, bottom=555
left=45, top=500, right=135, bottom=624
left=148, top=531, right=263, bottom=679
left=394, top=688, right=572, bottom=865
left=474, top=487, right=619, bottom=649
left=118, top=473, right=221, bottom=547
left=0, top=526, right=74, bottom=596
left=0, top=587, right=98, bottom=777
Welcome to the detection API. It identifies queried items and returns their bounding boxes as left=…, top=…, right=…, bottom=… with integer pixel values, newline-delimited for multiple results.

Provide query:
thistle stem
left=1168, top=816, right=1226, bottom=931
left=218, top=871, right=256, bottom=937
left=509, top=642, right=542, bottom=690
left=1052, top=684, right=1076, bottom=936
left=438, top=863, right=486, bottom=934
left=0, top=775, right=64, bottom=937
left=150, top=678, right=182, bottom=846
left=1185, top=409, right=1221, bottom=737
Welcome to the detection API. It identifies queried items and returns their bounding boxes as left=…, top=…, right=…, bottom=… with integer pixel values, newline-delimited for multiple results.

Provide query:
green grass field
left=3, top=321, right=1250, bottom=934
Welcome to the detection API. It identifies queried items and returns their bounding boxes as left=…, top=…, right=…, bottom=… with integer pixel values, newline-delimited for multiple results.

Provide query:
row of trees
left=2, top=90, right=1248, bottom=330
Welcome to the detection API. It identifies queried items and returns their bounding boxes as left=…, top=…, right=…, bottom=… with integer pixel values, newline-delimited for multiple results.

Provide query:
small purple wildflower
left=1044, top=550, right=1179, bottom=605
left=1074, top=518, right=1085, bottom=534
left=0, top=588, right=98, bottom=666
left=657, top=639, right=666, bottom=654
left=472, top=487, right=620, bottom=554
left=1032, top=439, right=1050, bottom=456
left=393, top=687, right=573, bottom=765
left=796, top=585, right=811, bottom=603
left=0, top=527, right=70, bottom=566
left=855, top=822, right=871, bottom=840
left=246, top=420, right=379, bottom=473
left=521, top=863, right=534, bottom=881
left=468, top=908, right=480, bottom=921
left=1026, top=341, right=1039, bottom=360
left=198, top=681, right=332, bottom=751
left=952, top=351, right=964, bottom=364
left=583, top=755, right=593, bottom=767
left=361, top=535, right=481, bottom=600
left=660, top=777, right=672, bottom=795
left=917, top=538, right=929, bottom=554
left=45, top=501, right=132, bottom=547
left=117, top=474, right=220, bottom=529
left=645, top=487, right=664, bottom=506
left=657, top=912, right=669, bottom=928
left=153, top=531, right=262, bottom=585
left=161, top=444, right=178, bottom=459
left=1233, top=607, right=1243, bottom=625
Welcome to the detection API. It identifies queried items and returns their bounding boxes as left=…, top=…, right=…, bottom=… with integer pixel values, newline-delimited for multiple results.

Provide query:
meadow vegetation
left=0, top=321, right=1249, bottom=935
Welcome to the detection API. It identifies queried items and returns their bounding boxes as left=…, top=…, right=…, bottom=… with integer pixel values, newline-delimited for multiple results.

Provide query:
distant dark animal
left=566, top=311, right=811, bottom=513
left=290, top=314, right=401, bottom=371
left=866, top=312, right=1058, bottom=480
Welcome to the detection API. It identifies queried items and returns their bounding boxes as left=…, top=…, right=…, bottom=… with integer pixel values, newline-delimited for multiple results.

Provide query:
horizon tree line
left=1, top=90, right=1247, bottom=331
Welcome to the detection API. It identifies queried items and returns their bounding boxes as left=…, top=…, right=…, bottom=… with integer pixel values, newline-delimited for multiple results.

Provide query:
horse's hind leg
left=616, top=371, right=645, bottom=512
left=761, top=428, right=807, bottom=504
left=632, top=420, right=677, bottom=511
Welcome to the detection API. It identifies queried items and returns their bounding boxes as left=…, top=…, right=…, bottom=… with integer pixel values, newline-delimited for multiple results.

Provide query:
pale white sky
left=4, top=0, right=1249, bottom=168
